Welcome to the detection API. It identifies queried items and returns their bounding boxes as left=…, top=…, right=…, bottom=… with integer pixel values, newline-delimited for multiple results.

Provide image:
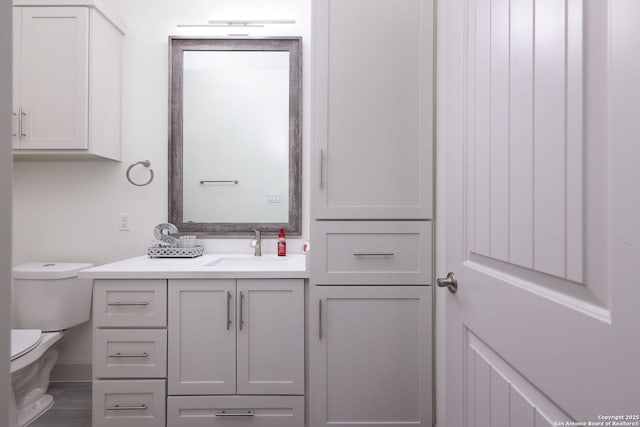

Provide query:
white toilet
left=10, top=262, right=94, bottom=427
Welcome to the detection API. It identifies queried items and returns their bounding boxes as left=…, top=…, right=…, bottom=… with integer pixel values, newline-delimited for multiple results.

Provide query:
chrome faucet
left=252, top=229, right=262, bottom=256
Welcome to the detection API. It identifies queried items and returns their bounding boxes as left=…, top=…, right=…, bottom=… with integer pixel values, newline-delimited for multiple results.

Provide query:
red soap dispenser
left=277, top=228, right=287, bottom=257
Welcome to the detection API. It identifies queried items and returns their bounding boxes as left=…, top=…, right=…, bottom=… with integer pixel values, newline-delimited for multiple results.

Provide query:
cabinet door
left=17, top=7, right=88, bottom=150
left=237, top=279, right=304, bottom=395
left=168, top=279, right=236, bottom=395
left=309, top=286, right=432, bottom=427
left=12, top=8, right=21, bottom=148
left=312, top=0, right=434, bottom=219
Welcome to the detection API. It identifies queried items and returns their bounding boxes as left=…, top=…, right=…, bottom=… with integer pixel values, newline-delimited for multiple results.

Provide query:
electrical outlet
left=119, top=213, right=130, bottom=231
left=267, top=193, right=281, bottom=204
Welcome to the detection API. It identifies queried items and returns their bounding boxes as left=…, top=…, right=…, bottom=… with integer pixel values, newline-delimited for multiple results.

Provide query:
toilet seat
left=11, top=330, right=42, bottom=361
left=10, top=331, right=64, bottom=374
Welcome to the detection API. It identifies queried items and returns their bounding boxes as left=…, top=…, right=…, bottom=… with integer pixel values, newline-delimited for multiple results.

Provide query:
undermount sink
left=205, top=255, right=290, bottom=268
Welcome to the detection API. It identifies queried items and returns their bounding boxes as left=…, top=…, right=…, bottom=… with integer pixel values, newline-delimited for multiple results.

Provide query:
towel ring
left=126, top=160, right=154, bottom=187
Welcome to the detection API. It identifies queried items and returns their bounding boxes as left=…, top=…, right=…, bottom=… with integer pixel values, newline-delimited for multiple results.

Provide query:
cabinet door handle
left=12, top=112, right=17, bottom=137
left=18, top=108, right=22, bottom=140
left=19, top=108, right=26, bottom=139
left=319, top=149, right=325, bottom=189
left=214, top=410, right=254, bottom=417
left=107, top=301, right=149, bottom=306
left=108, top=352, right=149, bottom=358
left=107, top=404, right=147, bottom=411
left=239, top=291, right=245, bottom=331
left=226, top=291, right=232, bottom=330
left=318, top=299, right=323, bottom=340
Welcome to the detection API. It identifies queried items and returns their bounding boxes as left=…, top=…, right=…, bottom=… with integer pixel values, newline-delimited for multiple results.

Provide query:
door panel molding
left=464, top=255, right=610, bottom=323
left=463, top=0, right=610, bottom=308
left=465, top=329, right=570, bottom=427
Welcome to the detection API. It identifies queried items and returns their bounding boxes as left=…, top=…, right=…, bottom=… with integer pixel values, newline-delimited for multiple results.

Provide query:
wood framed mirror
left=168, top=37, right=302, bottom=235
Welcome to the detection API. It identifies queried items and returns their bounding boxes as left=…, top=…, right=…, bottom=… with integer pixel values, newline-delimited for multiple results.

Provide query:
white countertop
left=79, top=254, right=309, bottom=280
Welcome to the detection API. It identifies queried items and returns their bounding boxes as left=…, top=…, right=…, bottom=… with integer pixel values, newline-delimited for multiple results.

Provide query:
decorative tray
left=147, top=245, right=205, bottom=258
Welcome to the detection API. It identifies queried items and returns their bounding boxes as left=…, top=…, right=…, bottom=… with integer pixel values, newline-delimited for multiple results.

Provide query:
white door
left=236, top=279, right=304, bottom=395
left=168, top=279, right=236, bottom=395
left=310, top=286, right=432, bottom=427
left=439, top=0, right=640, bottom=425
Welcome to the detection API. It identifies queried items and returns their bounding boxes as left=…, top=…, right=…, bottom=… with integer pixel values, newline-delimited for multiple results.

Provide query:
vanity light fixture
left=177, top=19, right=296, bottom=29
left=208, top=19, right=296, bottom=26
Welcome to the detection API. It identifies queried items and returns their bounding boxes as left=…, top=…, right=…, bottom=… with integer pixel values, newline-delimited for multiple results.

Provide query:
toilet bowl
left=11, top=330, right=65, bottom=426
left=10, top=262, right=93, bottom=427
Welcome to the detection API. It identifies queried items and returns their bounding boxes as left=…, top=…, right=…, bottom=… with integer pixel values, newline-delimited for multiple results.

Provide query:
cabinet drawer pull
left=107, top=404, right=148, bottom=411
left=107, top=301, right=149, bottom=306
left=353, top=252, right=395, bottom=257
left=215, top=410, right=254, bottom=417
left=108, top=352, right=149, bottom=358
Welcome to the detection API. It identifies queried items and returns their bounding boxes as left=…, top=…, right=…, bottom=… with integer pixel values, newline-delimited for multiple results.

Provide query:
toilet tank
left=13, top=262, right=94, bottom=332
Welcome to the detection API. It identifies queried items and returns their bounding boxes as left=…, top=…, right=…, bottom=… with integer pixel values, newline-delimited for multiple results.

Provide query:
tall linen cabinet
left=309, top=0, right=435, bottom=425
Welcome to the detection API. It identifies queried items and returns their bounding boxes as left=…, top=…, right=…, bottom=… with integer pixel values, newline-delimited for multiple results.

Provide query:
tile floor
left=30, top=382, right=91, bottom=427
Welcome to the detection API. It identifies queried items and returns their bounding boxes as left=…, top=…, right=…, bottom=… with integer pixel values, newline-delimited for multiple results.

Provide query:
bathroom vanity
left=81, top=255, right=308, bottom=427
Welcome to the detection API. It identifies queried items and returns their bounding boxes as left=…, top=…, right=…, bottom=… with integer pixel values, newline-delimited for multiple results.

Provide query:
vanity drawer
left=94, top=329, right=167, bottom=379
left=94, top=280, right=167, bottom=328
left=167, top=395, right=304, bottom=427
left=92, top=379, right=166, bottom=427
left=312, top=221, right=432, bottom=285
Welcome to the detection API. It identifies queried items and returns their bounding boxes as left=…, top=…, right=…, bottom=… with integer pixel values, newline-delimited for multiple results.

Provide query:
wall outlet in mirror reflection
left=268, top=193, right=281, bottom=204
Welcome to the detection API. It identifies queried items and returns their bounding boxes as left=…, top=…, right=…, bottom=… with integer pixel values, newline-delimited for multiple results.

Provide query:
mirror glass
left=169, top=38, right=302, bottom=235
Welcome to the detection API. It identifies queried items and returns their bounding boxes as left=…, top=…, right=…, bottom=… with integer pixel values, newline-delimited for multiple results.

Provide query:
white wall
left=12, top=0, right=310, bottom=368
left=1, top=0, right=12, bottom=421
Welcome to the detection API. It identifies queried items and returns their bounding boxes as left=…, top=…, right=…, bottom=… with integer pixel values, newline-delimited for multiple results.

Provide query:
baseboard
left=50, top=362, right=92, bottom=382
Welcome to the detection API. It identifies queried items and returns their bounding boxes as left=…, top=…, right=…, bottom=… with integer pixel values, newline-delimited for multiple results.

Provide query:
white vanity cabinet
left=89, top=274, right=306, bottom=427
left=311, top=0, right=434, bottom=220
left=168, top=279, right=304, bottom=396
left=12, top=1, right=124, bottom=160
left=309, top=286, right=432, bottom=427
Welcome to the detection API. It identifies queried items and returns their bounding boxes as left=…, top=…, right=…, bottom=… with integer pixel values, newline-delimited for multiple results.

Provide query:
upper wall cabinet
left=12, top=1, right=124, bottom=161
left=312, top=0, right=434, bottom=219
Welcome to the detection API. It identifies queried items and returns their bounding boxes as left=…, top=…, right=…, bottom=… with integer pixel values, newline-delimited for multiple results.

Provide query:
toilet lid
left=11, top=329, right=42, bottom=361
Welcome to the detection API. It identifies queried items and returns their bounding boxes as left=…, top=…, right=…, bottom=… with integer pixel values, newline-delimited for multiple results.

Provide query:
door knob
left=437, top=272, right=458, bottom=294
